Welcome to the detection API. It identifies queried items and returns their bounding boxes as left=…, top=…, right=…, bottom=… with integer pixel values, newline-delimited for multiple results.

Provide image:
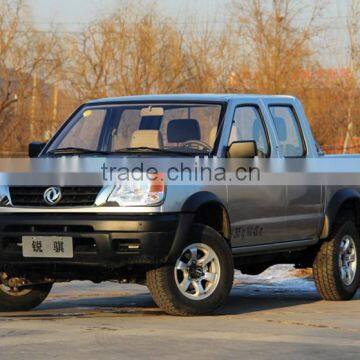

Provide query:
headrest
left=139, top=116, right=162, bottom=130
left=208, top=126, right=218, bottom=147
left=130, top=130, right=163, bottom=148
left=273, top=116, right=287, bottom=142
left=167, top=119, right=201, bottom=143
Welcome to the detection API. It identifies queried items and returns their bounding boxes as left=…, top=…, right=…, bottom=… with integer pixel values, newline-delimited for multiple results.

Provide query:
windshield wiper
left=46, top=146, right=202, bottom=157
left=113, top=147, right=195, bottom=156
left=46, top=147, right=110, bottom=156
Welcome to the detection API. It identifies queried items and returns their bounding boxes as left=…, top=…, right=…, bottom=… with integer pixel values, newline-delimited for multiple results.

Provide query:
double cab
left=0, top=94, right=358, bottom=315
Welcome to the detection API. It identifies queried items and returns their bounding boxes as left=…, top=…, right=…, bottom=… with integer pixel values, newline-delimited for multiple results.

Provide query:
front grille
left=9, top=187, right=102, bottom=207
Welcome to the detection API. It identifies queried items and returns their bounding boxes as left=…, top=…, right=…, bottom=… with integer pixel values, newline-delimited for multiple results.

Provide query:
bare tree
left=348, top=0, right=360, bottom=75
left=0, top=0, right=64, bottom=150
left=230, top=0, right=325, bottom=93
left=67, top=3, right=190, bottom=101
left=0, top=0, right=359, bottom=156
left=343, top=0, right=360, bottom=153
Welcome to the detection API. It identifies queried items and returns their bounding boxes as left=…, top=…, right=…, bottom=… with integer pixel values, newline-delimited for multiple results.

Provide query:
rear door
left=267, top=101, right=323, bottom=241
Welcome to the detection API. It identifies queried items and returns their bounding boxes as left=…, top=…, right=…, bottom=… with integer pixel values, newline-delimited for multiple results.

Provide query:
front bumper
left=0, top=213, right=182, bottom=267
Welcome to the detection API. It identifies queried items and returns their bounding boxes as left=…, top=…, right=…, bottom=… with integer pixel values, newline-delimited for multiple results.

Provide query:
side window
left=229, top=106, right=269, bottom=157
left=269, top=106, right=305, bottom=157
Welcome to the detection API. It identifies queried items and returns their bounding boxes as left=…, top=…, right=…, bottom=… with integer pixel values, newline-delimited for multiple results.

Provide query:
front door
left=226, top=104, right=288, bottom=248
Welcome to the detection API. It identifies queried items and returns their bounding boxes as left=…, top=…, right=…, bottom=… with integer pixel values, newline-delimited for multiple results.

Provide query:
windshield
left=46, top=103, right=223, bottom=155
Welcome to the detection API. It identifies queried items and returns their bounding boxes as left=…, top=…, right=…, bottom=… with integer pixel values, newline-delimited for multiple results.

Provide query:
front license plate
left=22, top=236, right=73, bottom=258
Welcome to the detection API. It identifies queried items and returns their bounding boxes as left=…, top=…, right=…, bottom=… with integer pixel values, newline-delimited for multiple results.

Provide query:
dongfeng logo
left=43, top=187, right=62, bottom=205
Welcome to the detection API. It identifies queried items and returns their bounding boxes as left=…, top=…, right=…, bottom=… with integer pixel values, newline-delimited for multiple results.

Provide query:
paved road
left=0, top=270, right=359, bottom=359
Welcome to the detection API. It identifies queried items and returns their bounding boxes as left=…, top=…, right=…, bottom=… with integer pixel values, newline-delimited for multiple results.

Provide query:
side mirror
left=28, top=142, right=46, bottom=158
left=227, top=140, right=257, bottom=158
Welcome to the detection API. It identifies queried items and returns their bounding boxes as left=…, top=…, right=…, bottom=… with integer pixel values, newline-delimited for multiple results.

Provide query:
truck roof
left=87, top=94, right=297, bottom=105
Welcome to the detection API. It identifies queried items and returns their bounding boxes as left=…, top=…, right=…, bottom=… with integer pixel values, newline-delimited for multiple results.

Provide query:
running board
left=232, top=238, right=318, bottom=256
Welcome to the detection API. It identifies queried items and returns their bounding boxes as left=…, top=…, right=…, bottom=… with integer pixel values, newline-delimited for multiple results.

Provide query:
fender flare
left=181, top=191, right=227, bottom=213
left=166, top=191, right=230, bottom=262
left=320, top=188, right=360, bottom=239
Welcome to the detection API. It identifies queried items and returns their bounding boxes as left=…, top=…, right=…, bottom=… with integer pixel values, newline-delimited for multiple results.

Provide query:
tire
left=313, top=219, right=360, bottom=301
left=146, top=224, right=234, bottom=316
left=0, top=283, right=53, bottom=312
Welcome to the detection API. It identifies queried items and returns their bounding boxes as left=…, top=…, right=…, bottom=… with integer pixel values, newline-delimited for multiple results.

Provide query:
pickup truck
left=0, top=94, right=359, bottom=315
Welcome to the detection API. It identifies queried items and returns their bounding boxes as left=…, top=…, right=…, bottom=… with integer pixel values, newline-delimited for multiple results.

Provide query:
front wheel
left=0, top=277, right=53, bottom=312
left=146, top=224, right=234, bottom=316
left=313, top=219, right=360, bottom=301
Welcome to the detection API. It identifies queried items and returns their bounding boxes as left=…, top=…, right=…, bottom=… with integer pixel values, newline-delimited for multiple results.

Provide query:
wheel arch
left=182, top=191, right=231, bottom=240
left=320, top=188, right=360, bottom=239
left=166, top=191, right=231, bottom=262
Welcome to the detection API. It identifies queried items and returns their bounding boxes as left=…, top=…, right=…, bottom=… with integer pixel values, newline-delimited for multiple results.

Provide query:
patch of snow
left=234, top=265, right=316, bottom=293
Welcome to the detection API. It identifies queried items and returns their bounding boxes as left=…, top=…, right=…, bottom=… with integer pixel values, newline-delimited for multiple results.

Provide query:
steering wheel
left=182, top=140, right=212, bottom=151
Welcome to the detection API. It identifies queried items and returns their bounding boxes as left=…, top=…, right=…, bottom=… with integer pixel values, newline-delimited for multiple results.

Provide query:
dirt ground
left=0, top=266, right=359, bottom=359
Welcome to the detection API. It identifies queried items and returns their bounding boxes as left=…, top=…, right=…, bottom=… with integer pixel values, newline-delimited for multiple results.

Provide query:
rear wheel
left=146, top=224, right=234, bottom=316
left=313, top=219, right=360, bottom=301
left=0, top=276, right=52, bottom=311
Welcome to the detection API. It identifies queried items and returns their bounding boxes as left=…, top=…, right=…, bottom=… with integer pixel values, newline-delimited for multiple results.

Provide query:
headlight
left=107, top=174, right=165, bottom=207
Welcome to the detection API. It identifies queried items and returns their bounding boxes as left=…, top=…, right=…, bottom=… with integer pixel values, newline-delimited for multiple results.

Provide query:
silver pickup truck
left=0, top=94, right=359, bottom=315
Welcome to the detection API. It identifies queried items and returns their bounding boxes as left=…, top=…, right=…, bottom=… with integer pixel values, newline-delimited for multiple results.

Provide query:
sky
left=26, top=0, right=347, bottom=26
left=25, top=0, right=351, bottom=67
left=26, top=0, right=223, bottom=27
